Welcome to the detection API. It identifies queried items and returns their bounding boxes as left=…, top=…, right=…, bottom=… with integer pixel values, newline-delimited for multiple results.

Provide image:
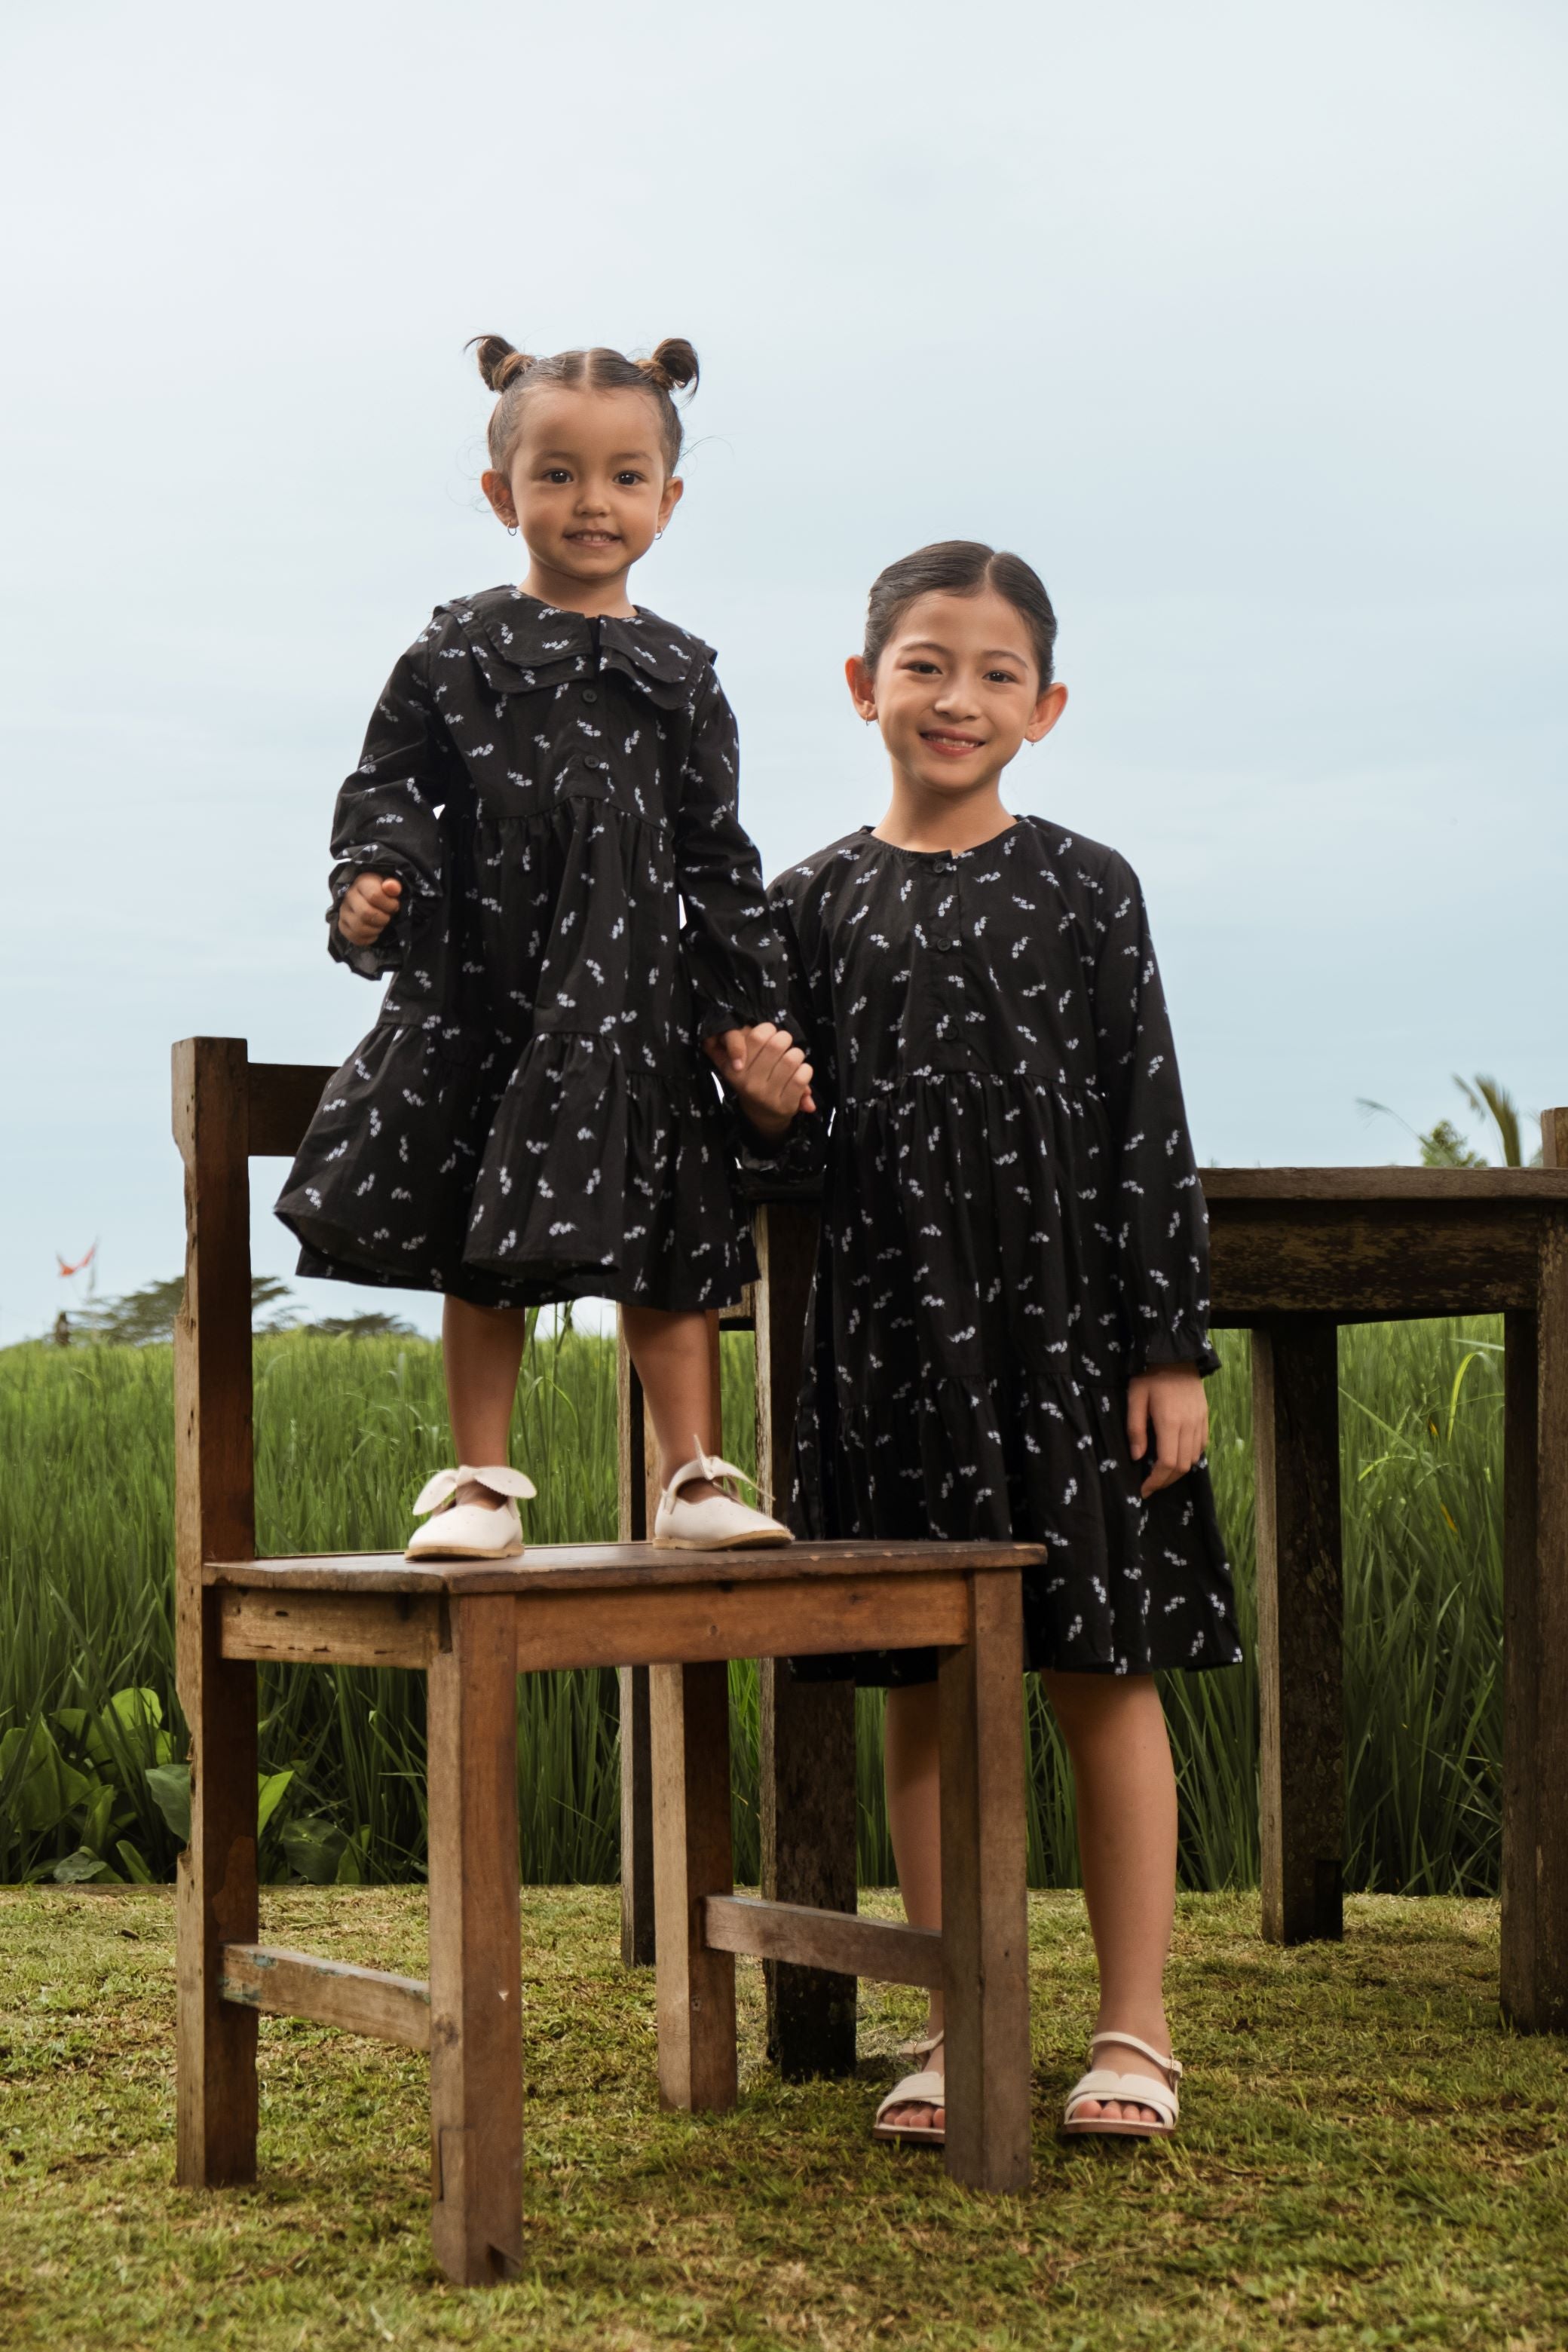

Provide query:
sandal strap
left=1065, top=2067, right=1179, bottom=2124
left=875, top=2069, right=945, bottom=2124
left=1088, top=2030, right=1181, bottom=2081
left=412, top=1463, right=537, bottom=1516
left=895, top=2033, right=945, bottom=2060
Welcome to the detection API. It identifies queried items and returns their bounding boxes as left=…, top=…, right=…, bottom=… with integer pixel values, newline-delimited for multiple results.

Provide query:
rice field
left=0, top=1318, right=1502, bottom=1894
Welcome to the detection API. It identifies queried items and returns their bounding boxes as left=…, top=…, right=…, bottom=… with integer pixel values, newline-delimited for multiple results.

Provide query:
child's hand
left=1126, top=1363, right=1208, bottom=1498
left=337, top=872, right=403, bottom=947
left=706, top=1022, right=816, bottom=1141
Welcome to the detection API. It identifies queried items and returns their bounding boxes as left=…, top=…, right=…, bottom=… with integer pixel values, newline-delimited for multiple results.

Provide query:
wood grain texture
left=513, top=1573, right=972, bottom=1674
left=172, top=1039, right=259, bottom=2189
left=1202, top=1166, right=1568, bottom=1202
left=219, top=1588, right=439, bottom=1668
left=760, top=1661, right=858, bottom=2078
left=204, top=1539, right=1045, bottom=1595
left=1501, top=1306, right=1540, bottom=2026
left=1254, top=1320, right=1345, bottom=1944
left=702, top=1895, right=942, bottom=1989
left=219, top=1944, right=432, bottom=2049
left=1209, top=1203, right=1543, bottom=1321
left=651, top=1661, right=738, bottom=2112
left=246, top=1060, right=335, bottom=1159
left=426, top=1594, right=524, bottom=2284
left=1524, top=1218, right=1568, bottom=2028
left=938, top=1573, right=1031, bottom=2194
left=1543, top=1109, right=1568, bottom=1171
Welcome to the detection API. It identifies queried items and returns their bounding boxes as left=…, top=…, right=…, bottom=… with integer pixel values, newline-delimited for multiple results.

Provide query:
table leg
left=427, top=1594, right=523, bottom=2284
left=939, top=1571, right=1031, bottom=2192
left=761, top=1662, right=858, bottom=2078
left=176, top=1585, right=259, bottom=2185
left=651, top=1661, right=737, bottom=2110
left=1502, top=1221, right=1568, bottom=2032
left=1253, top=1318, right=1345, bottom=1943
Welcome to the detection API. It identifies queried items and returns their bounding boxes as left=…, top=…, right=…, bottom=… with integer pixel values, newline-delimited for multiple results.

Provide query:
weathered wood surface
left=938, top=1573, right=1031, bottom=2192
left=426, top=1594, right=524, bottom=2285
left=247, top=1058, right=335, bottom=1158
left=172, top=1039, right=260, bottom=2190
left=760, top=1661, right=859, bottom=2077
left=702, top=1895, right=943, bottom=1989
left=1501, top=1303, right=1541, bottom=2024
left=1209, top=1202, right=1550, bottom=1321
left=651, top=1661, right=738, bottom=2112
left=1253, top=1319, right=1345, bottom=1943
left=219, top=1945, right=432, bottom=2049
left=513, top=1574, right=972, bottom=1677
left=219, top=1588, right=440, bottom=1668
left=1203, top=1167, right=1568, bottom=1202
left=203, top=1538, right=1043, bottom=1594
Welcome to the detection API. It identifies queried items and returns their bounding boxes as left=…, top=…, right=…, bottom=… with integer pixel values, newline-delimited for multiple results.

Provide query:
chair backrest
left=171, top=1040, right=332, bottom=1627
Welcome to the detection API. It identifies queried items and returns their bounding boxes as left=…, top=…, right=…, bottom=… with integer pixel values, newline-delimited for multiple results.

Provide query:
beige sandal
left=1062, top=2030, right=1181, bottom=2139
left=872, top=2034, right=945, bottom=2147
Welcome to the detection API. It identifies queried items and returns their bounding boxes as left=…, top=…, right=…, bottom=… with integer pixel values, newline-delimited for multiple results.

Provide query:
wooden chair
left=172, top=1037, right=1043, bottom=2286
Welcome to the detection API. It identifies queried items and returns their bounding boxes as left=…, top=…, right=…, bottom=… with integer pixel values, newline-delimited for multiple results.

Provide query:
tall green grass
left=0, top=1320, right=1501, bottom=1894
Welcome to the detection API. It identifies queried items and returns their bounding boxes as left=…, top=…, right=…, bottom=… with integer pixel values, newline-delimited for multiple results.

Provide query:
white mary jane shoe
left=652, top=1440, right=793, bottom=1551
left=404, top=1465, right=536, bottom=1563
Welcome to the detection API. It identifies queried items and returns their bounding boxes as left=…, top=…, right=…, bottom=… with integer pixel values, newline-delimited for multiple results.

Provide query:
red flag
left=57, top=1244, right=96, bottom=1278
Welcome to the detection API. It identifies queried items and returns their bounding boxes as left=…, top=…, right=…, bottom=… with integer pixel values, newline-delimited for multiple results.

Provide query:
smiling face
left=481, top=384, right=682, bottom=612
left=848, top=588, right=1067, bottom=801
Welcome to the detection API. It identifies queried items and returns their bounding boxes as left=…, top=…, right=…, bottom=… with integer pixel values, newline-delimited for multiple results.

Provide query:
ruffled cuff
left=1128, top=1308, right=1221, bottom=1380
left=326, top=856, right=424, bottom=981
left=725, top=1100, right=826, bottom=1203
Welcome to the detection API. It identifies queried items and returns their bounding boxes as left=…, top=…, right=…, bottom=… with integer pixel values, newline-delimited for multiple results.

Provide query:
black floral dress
left=275, top=588, right=777, bottom=1310
left=752, top=817, right=1239, bottom=1681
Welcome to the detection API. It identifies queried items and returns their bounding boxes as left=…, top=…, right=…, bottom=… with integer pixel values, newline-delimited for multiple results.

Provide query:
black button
left=932, top=935, right=962, bottom=954
left=581, top=687, right=599, bottom=704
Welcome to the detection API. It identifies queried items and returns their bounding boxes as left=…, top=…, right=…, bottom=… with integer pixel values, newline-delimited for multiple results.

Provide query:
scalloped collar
left=438, top=585, right=714, bottom=697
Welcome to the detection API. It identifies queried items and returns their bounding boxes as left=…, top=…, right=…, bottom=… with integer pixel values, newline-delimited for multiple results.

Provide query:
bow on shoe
left=664, top=1439, right=765, bottom=1503
left=412, top=1464, right=538, bottom=1516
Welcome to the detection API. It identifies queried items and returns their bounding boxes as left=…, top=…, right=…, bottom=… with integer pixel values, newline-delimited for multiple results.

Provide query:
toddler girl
left=277, top=337, right=806, bottom=1557
left=728, top=541, right=1239, bottom=2141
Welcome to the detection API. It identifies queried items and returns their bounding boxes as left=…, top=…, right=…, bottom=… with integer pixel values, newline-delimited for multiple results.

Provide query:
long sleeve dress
left=753, top=816, right=1240, bottom=1681
left=274, top=587, right=778, bottom=1311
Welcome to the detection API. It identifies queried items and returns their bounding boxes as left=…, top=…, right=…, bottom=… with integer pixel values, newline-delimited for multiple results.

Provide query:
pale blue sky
left=2, top=0, right=1564, bottom=1341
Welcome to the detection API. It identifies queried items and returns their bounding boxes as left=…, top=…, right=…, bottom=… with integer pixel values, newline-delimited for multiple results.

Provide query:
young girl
left=277, top=336, right=807, bottom=1558
left=726, top=542, right=1240, bottom=2142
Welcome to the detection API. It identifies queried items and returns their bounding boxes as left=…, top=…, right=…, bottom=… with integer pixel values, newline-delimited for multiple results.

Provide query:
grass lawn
left=2, top=1885, right=1564, bottom=2350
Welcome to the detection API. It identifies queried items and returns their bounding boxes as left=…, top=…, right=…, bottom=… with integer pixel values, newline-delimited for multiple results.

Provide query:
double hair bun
left=470, top=335, right=698, bottom=395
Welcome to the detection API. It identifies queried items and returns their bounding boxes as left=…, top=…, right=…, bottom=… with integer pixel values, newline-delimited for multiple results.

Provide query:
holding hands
left=706, top=1022, right=816, bottom=1141
left=337, top=871, right=403, bottom=948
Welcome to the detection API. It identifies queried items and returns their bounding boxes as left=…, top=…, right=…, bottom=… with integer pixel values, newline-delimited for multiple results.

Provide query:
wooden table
left=621, top=1143, right=1568, bottom=2058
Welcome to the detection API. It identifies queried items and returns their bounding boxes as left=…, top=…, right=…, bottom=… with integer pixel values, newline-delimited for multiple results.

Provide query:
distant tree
left=72, top=1273, right=300, bottom=1345
left=298, top=1309, right=417, bottom=1339
left=1358, top=1073, right=1542, bottom=1168
left=1417, top=1118, right=1485, bottom=1168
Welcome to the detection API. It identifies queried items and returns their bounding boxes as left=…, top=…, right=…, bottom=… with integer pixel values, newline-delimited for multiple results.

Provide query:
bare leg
left=620, top=1304, right=722, bottom=1502
left=882, top=1680, right=945, bottom=2130
left=441, top=1297, right=527, bottom=1507
left=1041, top=1669, right=1177, bottom=2124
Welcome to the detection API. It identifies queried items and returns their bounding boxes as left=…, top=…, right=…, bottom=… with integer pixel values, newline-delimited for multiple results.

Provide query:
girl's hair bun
left=639, top=338, right=700, bottom=394
left=470, top=333, right=537, bottom=393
